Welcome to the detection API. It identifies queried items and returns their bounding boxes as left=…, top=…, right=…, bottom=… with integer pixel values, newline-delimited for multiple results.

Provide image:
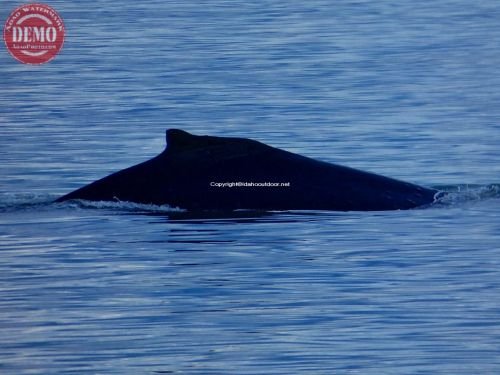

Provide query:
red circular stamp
left=3, top=3, right=65, bottom=65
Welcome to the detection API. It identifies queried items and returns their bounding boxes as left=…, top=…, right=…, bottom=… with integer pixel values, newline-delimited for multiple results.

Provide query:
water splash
left=1, top=185, right=498, bottom=214
left=0, top=193, right=55, bottom=213
left=433, top=184, right=500, bottom=207
left=57, top=199, right=185, bottom=214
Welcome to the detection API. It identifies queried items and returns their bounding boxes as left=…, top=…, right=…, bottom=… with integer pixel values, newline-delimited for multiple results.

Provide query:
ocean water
left=1, top=0, right=500, bottom=374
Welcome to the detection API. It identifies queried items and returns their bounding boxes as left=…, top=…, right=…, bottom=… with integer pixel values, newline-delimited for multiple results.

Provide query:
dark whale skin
left=56, top=129, right=441, bottom=211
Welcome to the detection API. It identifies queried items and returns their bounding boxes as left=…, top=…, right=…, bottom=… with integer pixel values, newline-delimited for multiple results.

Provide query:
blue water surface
left=1, top=1, right=500, bottom=374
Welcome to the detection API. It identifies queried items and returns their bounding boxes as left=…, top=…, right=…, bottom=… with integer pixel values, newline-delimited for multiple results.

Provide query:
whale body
left=56, top=129, right=442, bottom=211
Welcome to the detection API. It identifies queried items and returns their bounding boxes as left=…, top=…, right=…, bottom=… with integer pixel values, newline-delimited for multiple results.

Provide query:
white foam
left=62, top=199, right=185, bottom=213
left=433, top=184, right=500, bottom=207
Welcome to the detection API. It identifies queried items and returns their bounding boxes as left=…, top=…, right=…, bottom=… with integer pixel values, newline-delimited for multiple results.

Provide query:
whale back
left=56, top=129, right=441, bottom=211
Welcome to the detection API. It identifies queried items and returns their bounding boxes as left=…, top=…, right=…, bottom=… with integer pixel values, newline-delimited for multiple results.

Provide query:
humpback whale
left=56, top=129, right=442, bottom=211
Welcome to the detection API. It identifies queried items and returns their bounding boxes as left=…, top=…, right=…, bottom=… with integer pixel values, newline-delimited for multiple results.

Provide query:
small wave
left=57, top=199, right=185, bottom=214
left=0, top=193, right=55, bottom=213
left=433, top=184, right=500, bottom=207
left=1, top=185, right=498, bottom=214
left=0, top=193, right=183, bottom=214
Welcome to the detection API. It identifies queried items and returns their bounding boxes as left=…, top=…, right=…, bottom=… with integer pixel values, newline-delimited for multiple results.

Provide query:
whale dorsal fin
left=166, top=129, right=226, bottom=153
left=166, top=128, right=245, bottom=151
left=166, top=129, right=199, bottom=150
left=165, top=128, right=268, bottom=155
